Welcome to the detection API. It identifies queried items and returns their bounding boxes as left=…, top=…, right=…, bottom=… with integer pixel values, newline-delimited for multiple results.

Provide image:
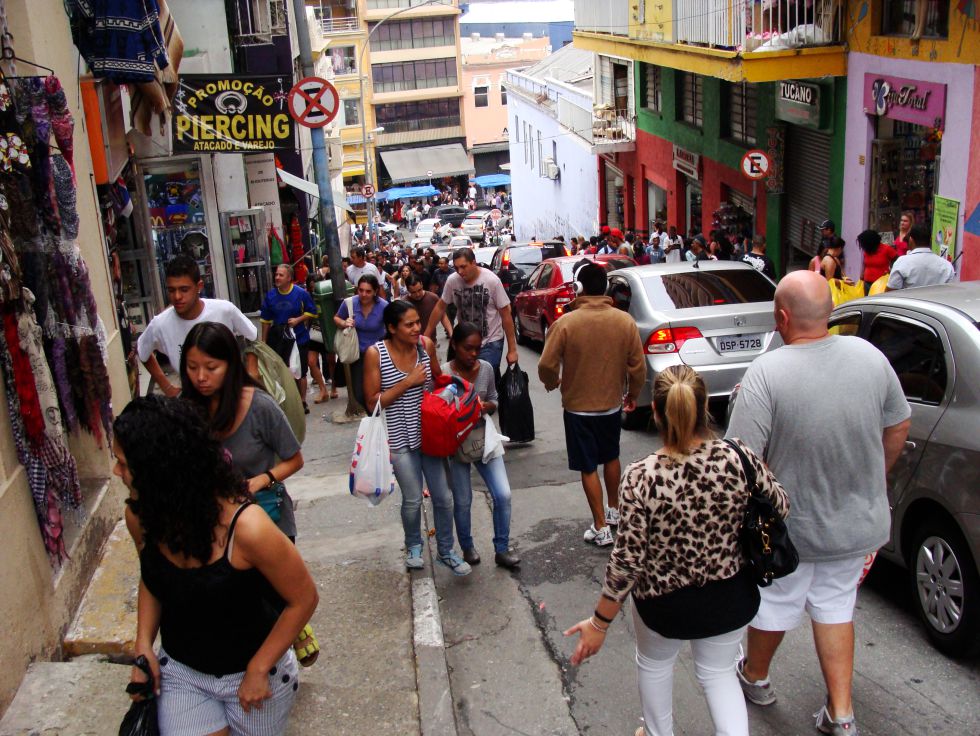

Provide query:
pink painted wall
left=961, top=67, right=980, bottom=282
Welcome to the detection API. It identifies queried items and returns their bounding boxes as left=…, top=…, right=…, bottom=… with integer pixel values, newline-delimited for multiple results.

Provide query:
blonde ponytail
left=653, top=365, right=710, bottom=455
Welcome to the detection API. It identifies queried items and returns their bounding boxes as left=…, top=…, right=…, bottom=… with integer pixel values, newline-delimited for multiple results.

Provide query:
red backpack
left=421, top=374, right=482, bottom=457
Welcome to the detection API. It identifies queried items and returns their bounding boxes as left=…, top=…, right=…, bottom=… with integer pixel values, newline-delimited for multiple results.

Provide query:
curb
left=410, top=505, right=459, bottom=736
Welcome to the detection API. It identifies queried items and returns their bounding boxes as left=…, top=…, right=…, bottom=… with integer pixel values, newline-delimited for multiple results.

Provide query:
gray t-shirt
left=442, top=359, right=497, bottom=404
left=440, top=269, right=510, bottom=344
left=886, top=248, right=955, bottom=289
left=222, top=390, right=302, bottom=537
left=726, top=335, right=910, bottom=562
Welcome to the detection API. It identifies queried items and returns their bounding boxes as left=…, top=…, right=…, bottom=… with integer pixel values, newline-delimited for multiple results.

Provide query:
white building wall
left=508, top=94, right=598, bottom=241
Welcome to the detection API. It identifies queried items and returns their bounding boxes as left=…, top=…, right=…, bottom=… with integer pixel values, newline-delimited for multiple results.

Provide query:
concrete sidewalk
left=0, top=397, right=458, bottom=736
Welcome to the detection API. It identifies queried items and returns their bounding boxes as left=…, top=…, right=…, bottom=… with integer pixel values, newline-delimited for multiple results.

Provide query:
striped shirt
left=377, top=340, right=431, bottom=451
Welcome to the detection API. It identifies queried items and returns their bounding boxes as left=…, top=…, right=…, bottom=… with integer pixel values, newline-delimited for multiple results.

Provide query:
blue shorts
left=563, top=410, right=621, bottom=473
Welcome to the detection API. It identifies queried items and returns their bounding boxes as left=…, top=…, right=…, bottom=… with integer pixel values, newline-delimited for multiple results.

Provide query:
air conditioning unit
left=543, top=158, right=559, bottom=180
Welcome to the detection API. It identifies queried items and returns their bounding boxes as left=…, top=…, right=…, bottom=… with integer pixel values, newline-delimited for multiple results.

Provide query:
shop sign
left=931, top=196, right=959, bottom=262
left=672, top=145, right=699, bottom=180
left=863, top=73, right=946, bottom=130
left=775, top=80, right=821, bottom=128
left=173, top=75, right=295, bottom=153
left=245, top=153, right=283, bottom=234
left=764, top=125, right=785, bottom=194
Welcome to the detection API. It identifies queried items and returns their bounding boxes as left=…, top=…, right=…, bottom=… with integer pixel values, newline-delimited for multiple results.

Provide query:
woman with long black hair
left=115, top=396, right=318, bottom=735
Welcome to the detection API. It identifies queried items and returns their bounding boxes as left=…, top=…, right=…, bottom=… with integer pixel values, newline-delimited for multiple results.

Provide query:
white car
left=447, top=235, right=474, bottom=250
left=415, top=218, right=443, bottom=238
left=461, top=211, right=491, bottom=239
left=375, top=221, right=399, bottom=234
left=473, top=245, right=497, bottom=266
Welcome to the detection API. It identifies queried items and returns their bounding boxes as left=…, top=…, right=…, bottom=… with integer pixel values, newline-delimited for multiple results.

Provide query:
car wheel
left=515, top=314, right=528, bottom=346
left=621, top=406, right=651, bottom=431
left=909, top=517, right=980, bottom=658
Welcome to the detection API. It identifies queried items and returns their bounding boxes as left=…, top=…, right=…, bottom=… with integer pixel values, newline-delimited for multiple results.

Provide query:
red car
left=514, top=255, right=636, bottom=344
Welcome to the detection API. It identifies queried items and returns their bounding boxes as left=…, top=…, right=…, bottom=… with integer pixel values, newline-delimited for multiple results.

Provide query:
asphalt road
left=430, top=341, right=980, bottom=736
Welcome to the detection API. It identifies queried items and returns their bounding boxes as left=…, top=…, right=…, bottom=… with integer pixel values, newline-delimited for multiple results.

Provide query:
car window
left=867, top=315, right=947, bottom=404
left=526, top=264, right=544, bottom=288
left=829, top=312, right=862, bottom=337
left=602, top=257, right=633, bottom=272
left=536, top=264, right=555, bottom=288
left=507, top=246, right=543, bottom=275
left=608, top=278, right=632, bottom=312
left=641, top=269, right=776, bottom=310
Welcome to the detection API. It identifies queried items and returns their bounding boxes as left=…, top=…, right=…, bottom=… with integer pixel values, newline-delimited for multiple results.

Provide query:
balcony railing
left=321, top=15, right=359, bottom=33
left=367, top=0, right=448, bottom=9
left=674, top=0, right=841, bottom=51
left=558, top=99, right=634, bottom=149
left=574, top=0, right=629, bottom=36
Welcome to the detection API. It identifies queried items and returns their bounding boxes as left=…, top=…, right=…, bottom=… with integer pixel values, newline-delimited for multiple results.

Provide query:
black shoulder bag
left=723, top=439, right=799, bottom=587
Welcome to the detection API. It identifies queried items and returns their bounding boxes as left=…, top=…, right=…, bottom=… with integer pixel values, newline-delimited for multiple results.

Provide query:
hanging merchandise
left=289, top=215, right=307, bottom=284
left=269, top=225, right=286, bottom=266
left=0, top=62, right=115, bottom=565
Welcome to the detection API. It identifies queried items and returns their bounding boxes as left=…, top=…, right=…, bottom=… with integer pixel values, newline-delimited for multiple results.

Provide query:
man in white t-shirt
left=345, top=246, right=382, bottom=285
left=137, top=254, right=257, bottom=397
left=663, top=225, right=684, bottom=263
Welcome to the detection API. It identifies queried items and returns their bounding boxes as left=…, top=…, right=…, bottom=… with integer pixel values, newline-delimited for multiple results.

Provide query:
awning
left=342, top=164, right=365, bottom=178
left=471, top=174, right=510, bottom=188
left=376, top=185, right=439, bottom=202
left=379, top=143, right=474, bottom=185
left=276, top=167, right=353, bottom=213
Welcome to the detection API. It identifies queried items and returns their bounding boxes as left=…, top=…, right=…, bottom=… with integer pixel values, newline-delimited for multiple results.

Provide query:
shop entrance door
left=604, top=160, right=624, bottom=229
left=221, top=208, right=268, bottom=317
left=686, top=178, right=702, bottom=237
left=647, top=181, right=667, bottom=231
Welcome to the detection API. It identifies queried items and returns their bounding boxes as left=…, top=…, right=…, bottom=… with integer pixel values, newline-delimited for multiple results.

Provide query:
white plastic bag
left=349, top=401, right=396, bottom=506
left=287, top=340, right=302, bottom=379
left=483, top=414, right=508, bottom=463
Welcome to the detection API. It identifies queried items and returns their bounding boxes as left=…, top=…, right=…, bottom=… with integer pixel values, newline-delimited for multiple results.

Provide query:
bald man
left=727, top=271, right=911, bottom=736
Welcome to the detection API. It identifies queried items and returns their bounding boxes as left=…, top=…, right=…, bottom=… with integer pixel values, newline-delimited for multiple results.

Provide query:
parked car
left=514, top=255, right=636, bottom=345
left=473, top=245, right=497, bottom=267
left=823, top=283, right=980, bottom=658
left=415, top=218, right=443, bottom=239
left=434, top=205, right=468, bottom=227
left=461, top=210, right=491, bottom=239
left=608, top=261, right=781, bottom=429
left=488, top=241, right=571, bottom=305
left=376, top=221, right=399, bottom=234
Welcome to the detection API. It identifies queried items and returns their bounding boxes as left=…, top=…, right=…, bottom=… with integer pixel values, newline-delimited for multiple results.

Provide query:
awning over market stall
left=379, top=144, right=474, bottom=185
left=375, top=185, right=439, bottom=201
left=471, top=173, right=511, bottom=188
left=276, top=167, right=353, bottom=212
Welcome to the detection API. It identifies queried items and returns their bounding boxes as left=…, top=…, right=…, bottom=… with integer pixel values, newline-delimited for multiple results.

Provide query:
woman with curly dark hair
left=115, top=396, right=318, bottom=736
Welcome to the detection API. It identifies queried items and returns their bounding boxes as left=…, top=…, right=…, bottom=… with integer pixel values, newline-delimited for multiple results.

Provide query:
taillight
left=502, top=251, right=511, bottom=268
left=563, top=246, right=571, bottom=256
left=554, top=285, right=575, bottom=316
left=645, top=326, right=703, bottom=354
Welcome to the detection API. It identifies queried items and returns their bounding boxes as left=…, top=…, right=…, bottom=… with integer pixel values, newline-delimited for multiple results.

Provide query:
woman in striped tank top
left=363, top=301, right=472, bottom=576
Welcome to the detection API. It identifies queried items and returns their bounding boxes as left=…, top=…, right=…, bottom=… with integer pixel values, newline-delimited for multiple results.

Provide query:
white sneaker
left=592, top=526, right=614, bottom=547
left=583, top=524, right=600, bottom=542
left=606, top=507, right=621, bottom=526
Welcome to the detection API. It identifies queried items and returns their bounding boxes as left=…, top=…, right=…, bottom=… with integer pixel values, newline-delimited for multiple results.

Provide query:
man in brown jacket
left=538, top=263, right=646, bottom=546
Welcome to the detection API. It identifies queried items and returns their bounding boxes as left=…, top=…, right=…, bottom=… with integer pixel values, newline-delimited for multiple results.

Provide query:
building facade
left=460, top=0, right=575, bottom=50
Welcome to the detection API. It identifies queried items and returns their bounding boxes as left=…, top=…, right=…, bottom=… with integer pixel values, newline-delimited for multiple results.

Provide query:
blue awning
left=375, top=185, right=439, bottom=202
left=472, top=174, right=511, bottom=188
left=346, top=193, right=367, bottom=205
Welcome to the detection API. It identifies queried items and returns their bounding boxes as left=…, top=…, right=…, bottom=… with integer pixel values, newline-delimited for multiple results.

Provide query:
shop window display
left=869, top=119, right=940, bottom=234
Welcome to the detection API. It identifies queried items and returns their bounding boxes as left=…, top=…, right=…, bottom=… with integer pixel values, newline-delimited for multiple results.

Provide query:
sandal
left=330, top=390, right=339, bottom=399
left=314, top=394, right=329, bottom=404
left=293, top=623, right=320, bottom=667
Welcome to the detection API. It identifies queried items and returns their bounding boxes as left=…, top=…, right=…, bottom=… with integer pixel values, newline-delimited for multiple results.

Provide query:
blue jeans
left=391, top=448, right=457, bottom=557
left=479, top=338, right=504, bottom=374
left=448, top=455, right=512, bottom=553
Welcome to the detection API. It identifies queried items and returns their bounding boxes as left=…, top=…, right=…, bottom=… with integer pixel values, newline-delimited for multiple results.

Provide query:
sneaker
left=592, top=526, right=614, bottom=547
left=405, top=544, right=424, bottom=570
left=814, top=702, right=859, bottom=735
left=583, top=524, right=600, bottom=542
left=736, top=658, right=776, bottom=706
left=606, top=507, right=621, bottom=526
left=437, top=552, right=472, bottom=576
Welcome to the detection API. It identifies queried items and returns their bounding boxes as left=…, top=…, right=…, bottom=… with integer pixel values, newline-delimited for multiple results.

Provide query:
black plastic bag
left=498, top=362, right=534, bottom=443
left=119, top=655, right=160, bottom=736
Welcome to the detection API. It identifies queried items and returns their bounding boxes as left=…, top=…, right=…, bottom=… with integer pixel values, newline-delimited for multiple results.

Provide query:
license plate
left=717, top=334, right=763, bottom=353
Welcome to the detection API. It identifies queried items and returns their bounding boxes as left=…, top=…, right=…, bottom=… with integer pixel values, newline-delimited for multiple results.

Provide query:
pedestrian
left=893, top=211, right=913, bottom=256
left=444, top=322, right=520, bottom=569
left=645, top=235, right=663, bottom=264
left=856, top=229, right=897, bottom=293
left=137, top=254, right=256, bottom=397
left=663, top=225, right=684, bottom=263
left=303, top=273, right=333, bottom=403
left=538, top=263, right=646, bottom=547
left=362, top=301, right=471, bottom=575
left=810, top=219, right=837, bottom=272
left=115, top=396, right=318, bottom=735
left=818, top=237, right=847, bottom=281
left=686, top=235, right=711, bottom=262
left=346, top=246, right=381, bottom=285
left=333, top=274, right=388, bottom=409
left=885, top=222, right=955, bottom=290
left=742, top=234, right=776, bottom=279
left=565, top=365, right=789, bottom=736
left=259, top=264, right=318, bottom=414
left=424, top=247, right=518, bottom=378
left=405, top=275, right=453, bottom=341
left=727, top=270, right=911, bottom=735
left=391, top=263, right=412, bottom=299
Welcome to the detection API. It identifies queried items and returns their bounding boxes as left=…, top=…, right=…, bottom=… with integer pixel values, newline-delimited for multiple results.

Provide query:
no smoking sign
left=741, top=149, right=771, bottom=181
left=288, top=77, right=340, bottom=129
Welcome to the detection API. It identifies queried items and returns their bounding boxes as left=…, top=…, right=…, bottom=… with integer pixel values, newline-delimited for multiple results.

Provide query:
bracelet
left=593, top=609, right=613, bottom=624
left=265, top=470, right=277, bottom=486
left=589, top=617, right=609, bottom=634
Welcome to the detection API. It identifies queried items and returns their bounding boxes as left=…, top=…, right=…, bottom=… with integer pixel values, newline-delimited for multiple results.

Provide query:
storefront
left=602, top=158, right=625, bottom=229
left=672, top=146, right=701, bottom=237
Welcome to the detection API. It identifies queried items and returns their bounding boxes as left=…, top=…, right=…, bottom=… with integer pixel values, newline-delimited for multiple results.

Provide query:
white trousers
left=632, top=607, right=748, bottom=736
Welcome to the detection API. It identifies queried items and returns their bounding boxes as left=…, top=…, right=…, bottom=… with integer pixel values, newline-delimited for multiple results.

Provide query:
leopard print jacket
left=602, top=438, right=789, bottom=603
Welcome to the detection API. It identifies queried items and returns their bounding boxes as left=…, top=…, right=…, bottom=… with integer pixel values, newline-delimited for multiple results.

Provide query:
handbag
left=308, top=325, right=324, bottom=344
left=335, top=296, right=361, bottom=364
left=454, top=421, right=486, bottom=464
left=723, top=439, right=799, bottom=587
left=253, top=481, right=285, bottom=523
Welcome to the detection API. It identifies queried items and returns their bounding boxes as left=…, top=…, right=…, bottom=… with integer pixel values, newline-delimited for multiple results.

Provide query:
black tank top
left=140, top=503, right=281, bottom=675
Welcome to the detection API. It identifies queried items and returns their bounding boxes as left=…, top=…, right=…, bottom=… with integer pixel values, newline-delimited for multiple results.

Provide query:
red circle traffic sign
left=489, top=208, right=502, bottom=221
left=362, top=184, right=376, bottom=198
left=741, top=149, right=771, bottom=180
left=288, top=77, right=339, bottom=129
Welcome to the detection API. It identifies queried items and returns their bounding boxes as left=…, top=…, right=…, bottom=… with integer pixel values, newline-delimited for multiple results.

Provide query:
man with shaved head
left=727, top=271, right=911, bottom=736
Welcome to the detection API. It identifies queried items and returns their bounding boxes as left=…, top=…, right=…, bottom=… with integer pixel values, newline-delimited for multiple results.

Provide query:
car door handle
left=903, top=440, right=917, bottom=455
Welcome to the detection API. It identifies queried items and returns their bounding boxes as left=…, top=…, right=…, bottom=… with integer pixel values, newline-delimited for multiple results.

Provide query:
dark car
left=489, top=241, right=571, bottom=304
left=434, top=205, right=468, bottom=228
left=514, top=255, right=636, bottom=344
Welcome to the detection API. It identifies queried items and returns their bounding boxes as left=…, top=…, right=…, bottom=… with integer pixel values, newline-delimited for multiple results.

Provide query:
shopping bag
left=119, top=655, right=160, bottom=735
left=335, top=297, right=361, bottom=364
left=483, top=414, right=508, bottom=463
left=287, top=341, right=302, bottom=379
left=349, top=401, right=396, bottom=506
left=243, top=341, right=306, bottom=444
left=868, top=274, right=889, bottom=296
left=828, top=278, right=864, bottom=307
left=497, top=362, right=534, bottom=443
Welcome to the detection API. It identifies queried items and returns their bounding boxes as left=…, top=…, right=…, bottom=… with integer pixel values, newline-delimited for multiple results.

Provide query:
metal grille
left=643, top=64, right=661, bottom=112
left=679, top=72, right=703, bottom=128
left=784, top=125, right=831, bottom=260
left=728, top=82, right=757, bottom=146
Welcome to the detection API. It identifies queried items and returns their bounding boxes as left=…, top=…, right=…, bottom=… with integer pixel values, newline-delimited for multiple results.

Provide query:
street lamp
left=357, top=0, right=454, bottom=248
